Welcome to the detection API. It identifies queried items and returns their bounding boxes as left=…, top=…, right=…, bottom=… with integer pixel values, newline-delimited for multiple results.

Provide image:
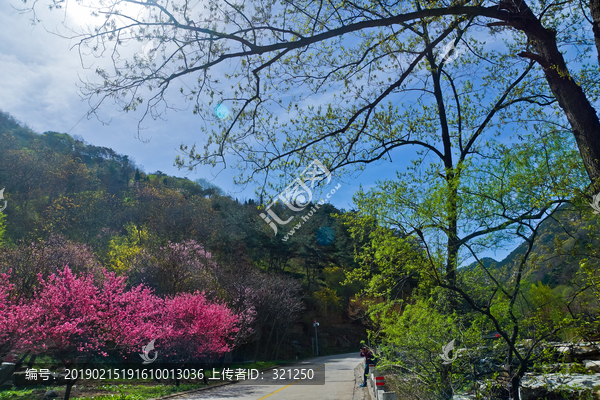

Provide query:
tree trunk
left=511, top=5, right=600, bottom=190
left=253, top=333, right=261, bottom=363
left=63, top=381, right=74, bottom=400
left=509, top=366, right=526, bottom=400
left=535, top=38, right=600, bottom=190
left=263, top=322, right=276, bottom=358
left=427, top=46, right=459, bottom=286
left=440, top=363, right=453, bottom=400
left=274, top=326, right=289, bottom=361
left=590, top=0, right=600, bottom=68
left=26, top=353, right=36, bottom=369
left=445, top=178, right=459, bottom=286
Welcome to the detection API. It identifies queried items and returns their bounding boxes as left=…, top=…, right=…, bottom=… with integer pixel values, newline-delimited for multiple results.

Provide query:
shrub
left=0, top=234, right=102, bottom=299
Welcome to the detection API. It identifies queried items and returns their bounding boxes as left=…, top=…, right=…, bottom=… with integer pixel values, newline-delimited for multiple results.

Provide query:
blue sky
left=0, top=0, right=392, bottom=209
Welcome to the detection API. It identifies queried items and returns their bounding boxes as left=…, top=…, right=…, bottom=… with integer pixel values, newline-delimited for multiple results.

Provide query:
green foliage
left=0, top=388, right=35, bottom=400
left=490, top=206, right=600, bottom=287
left=525, top=282, right=566, bottom=327
left=75, top=394, right=143, bottom=400
left=343, top=218, right=425, bottom=300
left=570, top=259, right=600, bottom=340
left=72, top=383, right=205, bottom=400
left=323, top=266, right=361, bottom=299
left=372, top=295, right=484, bottom=397
left=0, top=378, right=206, bottom=399
left=313, top=287, right=343, bottom=318
left=0, top=212, right=5, bottom=248
left=338, top=26, right=589, bottom=396
left=107, top=223, right=154, bottom=274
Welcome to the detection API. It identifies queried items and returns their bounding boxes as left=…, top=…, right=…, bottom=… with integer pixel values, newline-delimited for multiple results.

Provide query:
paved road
left=176, top=353, right=366, bottom=400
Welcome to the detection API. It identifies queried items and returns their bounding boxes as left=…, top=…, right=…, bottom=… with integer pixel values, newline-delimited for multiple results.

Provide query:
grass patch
left=72, top=383, right=205, bottom=400
left=0, top=388, right=36, bottom=399
left=0, top=382, right=206, bottom=400
left=74, top=395, right=143, bottom=400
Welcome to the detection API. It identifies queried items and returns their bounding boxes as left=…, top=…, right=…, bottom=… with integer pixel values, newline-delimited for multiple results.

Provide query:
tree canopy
left=21, top=0, right=600, bottom=191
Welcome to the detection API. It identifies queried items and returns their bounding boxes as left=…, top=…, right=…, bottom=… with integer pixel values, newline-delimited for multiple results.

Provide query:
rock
left=520, top=373, right=600, bottom=400
left=552, top=342, right=600, bottom=362
left=555, top=345, right=574, bottom=362
left=0, top=363, right=15, bottom=386
left=584, top=360, right=600, bottom=373
left=52, top=371, right=69, bottom=385
left=43, top=390, right=59, bottom=400
left=573, top=345, right=600, bottom=359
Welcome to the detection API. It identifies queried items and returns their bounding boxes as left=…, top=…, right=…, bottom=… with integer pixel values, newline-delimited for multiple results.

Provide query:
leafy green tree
left=565, top=225, right=600, bottom=340
left=44, top=190, right=119, bottom=243
left=194, top=178, right=224, bottom=197
left=344, top=127, right=586, bottom=399
left=499, top=200, right=600, bottom=341
left=319, top=15, right=591, bottom=397
left=372, top=297, right=486, bottom=399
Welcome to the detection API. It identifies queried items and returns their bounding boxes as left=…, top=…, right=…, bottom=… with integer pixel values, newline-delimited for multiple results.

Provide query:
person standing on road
left=359, top=345, right=375, bottom=387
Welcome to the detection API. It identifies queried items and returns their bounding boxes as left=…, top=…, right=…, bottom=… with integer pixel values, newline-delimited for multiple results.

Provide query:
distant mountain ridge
left=467, top=206, right=598, bottom=286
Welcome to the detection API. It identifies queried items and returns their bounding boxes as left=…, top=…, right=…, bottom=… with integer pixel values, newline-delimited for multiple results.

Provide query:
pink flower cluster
left=0, top=266, right=240, bottom=366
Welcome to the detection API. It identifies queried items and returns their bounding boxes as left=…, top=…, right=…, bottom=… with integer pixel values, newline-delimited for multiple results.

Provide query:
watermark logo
left=440, top=339, right=457, bottom=365
left=140, top=339, right=158, bottom=364
left=260, top=159, right=333, bottom=236
left=590, top=192, right=600, bottom=214
left=440, top=40, right=465, bottom=64
left=0, top=188, right=6, bottom=212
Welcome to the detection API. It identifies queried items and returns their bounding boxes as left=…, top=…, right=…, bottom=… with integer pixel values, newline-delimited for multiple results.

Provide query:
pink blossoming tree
left=160, top=292, right=239, bottom=363
left=26, top=267, right=126, bottom=400
left=0, top=271, right=34, bottom=363
left=13, top=266, right=242, bottom=400
left=96, top=271, right=163, bottom=354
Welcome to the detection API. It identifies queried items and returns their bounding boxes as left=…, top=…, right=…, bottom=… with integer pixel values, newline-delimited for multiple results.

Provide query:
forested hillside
left=0, top=111, right=366, bottom=361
